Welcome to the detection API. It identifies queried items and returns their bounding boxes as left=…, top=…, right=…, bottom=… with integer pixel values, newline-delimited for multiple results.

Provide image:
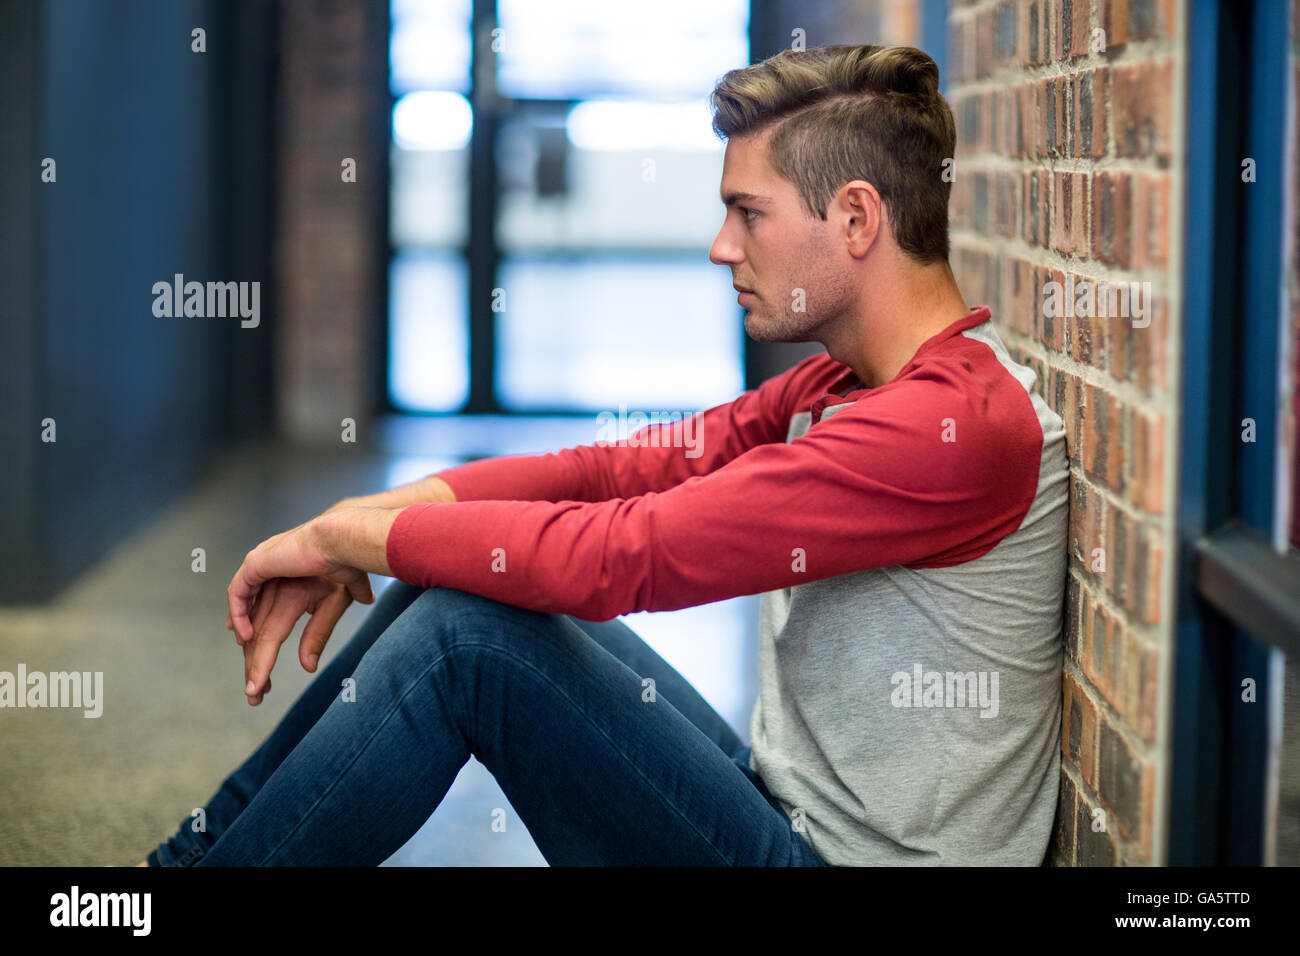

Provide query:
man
left=146, top=44, right=1068, bottom=867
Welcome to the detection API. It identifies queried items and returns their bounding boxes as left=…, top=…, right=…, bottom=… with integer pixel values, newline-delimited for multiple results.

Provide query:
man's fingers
left=227, top=551, right=269, bottom=644
left=228, top=578, right=259, bottom=645
left=299, top=588, right=351, bottom=672
left=250, top=579, right=280, bottom=638
left=343, top=574, right=374, bottom=606
left=244, top=591, right=302, bottom=700
left=244, top=626, right=286, bottom=704
left=235, top=579, right=275, bottom=648
left=242, top=653, right=271, bottom=706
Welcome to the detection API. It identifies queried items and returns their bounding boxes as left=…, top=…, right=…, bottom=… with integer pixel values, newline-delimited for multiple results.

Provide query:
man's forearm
left=331, top=474, right=457, bottom=512
left=315, top=506, right=405, bottom=576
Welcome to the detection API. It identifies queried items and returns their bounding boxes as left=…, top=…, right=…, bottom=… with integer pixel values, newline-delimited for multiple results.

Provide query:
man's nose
left=709, top=222, right=741, bottom=266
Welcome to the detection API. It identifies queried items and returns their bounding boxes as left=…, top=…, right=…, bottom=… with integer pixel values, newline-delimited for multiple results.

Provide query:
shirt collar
left=811, top=305, right=992, bottom=421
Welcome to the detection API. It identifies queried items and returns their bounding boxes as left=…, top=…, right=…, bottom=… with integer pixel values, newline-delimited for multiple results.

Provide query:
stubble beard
left=744, top=273, right=852, bottom=344
left=744, top=227, right=852, bottom=344
left=744, top=301, right=823, bottom=343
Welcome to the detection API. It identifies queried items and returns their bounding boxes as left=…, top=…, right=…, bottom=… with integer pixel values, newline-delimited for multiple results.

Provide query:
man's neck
left=823, top=259, right=971, bottom=389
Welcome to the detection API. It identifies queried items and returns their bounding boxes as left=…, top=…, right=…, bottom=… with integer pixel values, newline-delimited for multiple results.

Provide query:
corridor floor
left=0, top=416, right=759, bottom=866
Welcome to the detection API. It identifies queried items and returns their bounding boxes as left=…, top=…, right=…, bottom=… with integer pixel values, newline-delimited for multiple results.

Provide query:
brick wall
left=946, top=0, right=1182, bottom=865
left=275, top=0, right=387, bottom=443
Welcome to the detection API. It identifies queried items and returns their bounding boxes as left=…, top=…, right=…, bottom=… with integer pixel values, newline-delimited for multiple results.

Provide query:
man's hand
left=227, top=518, right=374, bottom=642
left=226, top=508, right=403, bottom=705
left=227, top=517, right=374, bottom=704
left=236, top=576, right=356, bottom=706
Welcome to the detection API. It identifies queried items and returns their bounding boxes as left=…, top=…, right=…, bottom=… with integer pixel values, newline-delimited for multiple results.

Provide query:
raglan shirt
left=385, top=305, right=1071, bottom=866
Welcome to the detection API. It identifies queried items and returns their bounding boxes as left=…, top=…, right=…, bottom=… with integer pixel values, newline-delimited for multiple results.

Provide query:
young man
left=147, top=44, right=1068, bottom=867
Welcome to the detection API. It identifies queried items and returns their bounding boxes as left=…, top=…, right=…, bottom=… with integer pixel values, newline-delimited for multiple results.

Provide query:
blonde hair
left=710, top=45, right=956, bottom=264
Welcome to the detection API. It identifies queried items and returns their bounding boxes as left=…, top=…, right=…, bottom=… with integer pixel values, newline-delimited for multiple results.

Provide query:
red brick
left=1082, top=596, right=1121, bottom=706
left=1066, top=309, right=1093, bottom=365
left=1113, top=59, right=1174, bottom=160
left=976, top=8, right=995, bottom=80
left=1072, top=68, right=1108, bottom=159
left=1098, top=717, right=1156, bottom=859
left=1133, top=172, right=1171, bottom=268
left=1063, top=672, right=1099, bottom=788
left=1024, top=168, right=1050, bottom=246
left=1054, top=770, right=1079, bottom=864
left=1083, top=382, right=1125, bottom=492
left=1135, top=531, right=1163, bottom=625
left=1027, top=0, right=1048, bottom=67
left=1068, top=472, right=1105, bottom=572
left=1111, top=628, right=1161, bottom=748
left=1102, top=503, right=1135, bottom=609
left=1064, top=574, right=1084, bottom=665
left=1051, top=0, right=1065, bottom=61
left=1091, top=171, right=1131, bottom=266
left=1103, top=506, right=1162, bottom=623
left=1066, top=0, right=1093, bottom=58
left=1076, top=793, right=1118, bottom=865
left=1136, top=639, right=1160, bottom=745
left=1130, top=410, right=1165, bottom=513
left=1108, top=296, right=1169, bottom=394
left=1101, top=0, right=1131, bottom=49
left=1069, top=172, right=1091, bottom=255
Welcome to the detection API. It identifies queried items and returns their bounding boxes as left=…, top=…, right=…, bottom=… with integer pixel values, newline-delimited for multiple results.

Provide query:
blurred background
left=0, top=0, right=937, bottom=867
left=1, top=0, right=1296, bottom=868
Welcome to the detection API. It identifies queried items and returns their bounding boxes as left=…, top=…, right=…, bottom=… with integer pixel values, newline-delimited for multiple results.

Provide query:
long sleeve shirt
left=385, top=305, right=1071, bottom=865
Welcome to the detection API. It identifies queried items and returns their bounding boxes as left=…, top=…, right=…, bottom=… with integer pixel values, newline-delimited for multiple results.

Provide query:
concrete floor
left=0, top=417, right=759, bottom=866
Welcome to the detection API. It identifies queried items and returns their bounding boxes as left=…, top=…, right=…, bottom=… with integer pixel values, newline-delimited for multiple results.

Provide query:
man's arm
left=377, top=368, right=1046, bottom=622
left=324, top=353, right=833, bottom=513
left=327, top=474, right=457, bottom=511
left=421, top=352, right=837, bottom=505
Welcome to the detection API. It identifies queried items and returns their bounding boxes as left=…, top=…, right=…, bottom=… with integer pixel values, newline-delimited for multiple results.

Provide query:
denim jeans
left=147, top=583, right=829, bottom=866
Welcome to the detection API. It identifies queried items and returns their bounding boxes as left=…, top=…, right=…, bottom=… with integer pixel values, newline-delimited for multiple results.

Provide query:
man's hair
left=710, top=44, right=956, bottom=265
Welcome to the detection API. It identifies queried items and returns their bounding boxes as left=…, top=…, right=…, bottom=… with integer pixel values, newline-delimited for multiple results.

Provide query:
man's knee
left=371, top=587, right=548, bottom=666
left=358, top=588, right=578, bottom=733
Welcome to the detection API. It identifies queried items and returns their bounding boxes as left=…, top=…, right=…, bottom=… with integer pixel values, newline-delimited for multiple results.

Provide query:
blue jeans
left=147, top=583, right=828, bottom=866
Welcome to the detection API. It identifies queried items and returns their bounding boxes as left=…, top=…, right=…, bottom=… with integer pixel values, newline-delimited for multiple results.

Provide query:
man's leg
left=564, top=615, right=745, bottom=758
left=189, top=587, right=825, bottom=866
left=147, top=580, right=427, bottom=866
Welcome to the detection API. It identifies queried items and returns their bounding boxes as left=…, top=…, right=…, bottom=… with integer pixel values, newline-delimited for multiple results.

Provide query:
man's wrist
left=314, top=506, right=403, bottom=576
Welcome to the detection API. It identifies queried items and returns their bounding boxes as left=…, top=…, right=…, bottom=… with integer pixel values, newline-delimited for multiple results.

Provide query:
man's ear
left=839, top=180, right=882, bottom=258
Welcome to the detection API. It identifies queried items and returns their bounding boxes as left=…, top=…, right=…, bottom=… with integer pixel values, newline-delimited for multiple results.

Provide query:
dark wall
left=0, top=0, right=43, bottom=601
left=0, top=0, right=275, bottom=603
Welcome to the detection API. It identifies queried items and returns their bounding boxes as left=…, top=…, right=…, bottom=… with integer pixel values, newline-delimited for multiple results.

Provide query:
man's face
left=709, top=129, right=855, bottom=343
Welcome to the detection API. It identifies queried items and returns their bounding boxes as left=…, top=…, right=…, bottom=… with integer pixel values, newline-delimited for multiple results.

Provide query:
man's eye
left=742, top=207, right=758, bottom=222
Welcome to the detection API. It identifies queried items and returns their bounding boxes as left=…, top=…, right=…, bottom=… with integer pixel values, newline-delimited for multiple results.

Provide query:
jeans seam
left=257, top=630, right=737, bottom=866
left=176, top=844, right=206, bottom=865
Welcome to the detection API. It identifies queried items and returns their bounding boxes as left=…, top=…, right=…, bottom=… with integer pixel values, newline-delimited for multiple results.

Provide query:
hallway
left=0, top=417, right=759, bottom=866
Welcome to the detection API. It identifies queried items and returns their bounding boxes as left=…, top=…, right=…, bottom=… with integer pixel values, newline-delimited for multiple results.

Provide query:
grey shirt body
left=748, top=320, right=1070, bottom=865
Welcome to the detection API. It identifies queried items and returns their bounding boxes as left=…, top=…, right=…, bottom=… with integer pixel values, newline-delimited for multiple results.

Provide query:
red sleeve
left=385, top=357, right=1045, bottom=621
left=432, top=352, right=840, bottom=503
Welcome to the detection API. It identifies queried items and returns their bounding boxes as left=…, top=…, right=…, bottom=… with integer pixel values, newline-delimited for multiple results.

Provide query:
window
left=1173, top=0, right=1300, bottom=866
left=387, top=0, right=748, bottom=413
left=388, top=0, right=472, bottom=412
